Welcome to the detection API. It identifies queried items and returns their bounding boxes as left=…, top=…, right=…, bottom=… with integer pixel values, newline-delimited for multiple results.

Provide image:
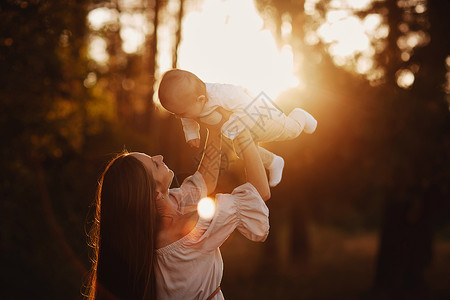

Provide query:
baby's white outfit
left=181, top=83, right=314, bottom=169
left=155, top=171, right=269, bottom=300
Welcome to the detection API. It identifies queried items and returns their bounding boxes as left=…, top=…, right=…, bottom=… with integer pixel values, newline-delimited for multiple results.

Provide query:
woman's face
left=130, top=153, right=174, bottom=193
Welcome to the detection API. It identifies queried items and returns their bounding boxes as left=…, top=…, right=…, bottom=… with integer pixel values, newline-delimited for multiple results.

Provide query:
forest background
left=1, top=0, right=449, bottom=299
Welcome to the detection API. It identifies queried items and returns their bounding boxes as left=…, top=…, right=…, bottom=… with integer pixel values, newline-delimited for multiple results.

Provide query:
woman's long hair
left=85, top=152, right=158, bottom=299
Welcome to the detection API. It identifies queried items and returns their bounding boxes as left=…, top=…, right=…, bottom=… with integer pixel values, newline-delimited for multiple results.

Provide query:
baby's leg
left=258, top=146, right=274, bottom=168
left=251, top=113, right=304, bottom=143
left=258, top=146, right=284, bottom=187
left=258, top=108, right=316, bottom=142
left=288, top=108, right=317, bottom=134
left=233, top=139, right=284, bottom=187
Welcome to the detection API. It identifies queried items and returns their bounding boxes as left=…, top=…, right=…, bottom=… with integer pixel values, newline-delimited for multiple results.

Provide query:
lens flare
left=175, top=0, right=300, bottom=99
left=197, top=197, right=216, bottom=220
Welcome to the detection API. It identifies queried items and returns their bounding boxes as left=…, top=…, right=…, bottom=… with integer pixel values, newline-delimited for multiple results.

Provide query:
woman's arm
left=196, top=107, right=234, bottom=195
left=197, top=128, right=222, bottom=195
left=234, top=130, right=271, bottom=201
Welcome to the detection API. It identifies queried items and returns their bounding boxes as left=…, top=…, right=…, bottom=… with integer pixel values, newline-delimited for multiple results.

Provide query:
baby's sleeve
left=181, top=118, right=200, bottom=142
left=188, top=182, right=269, bottom=252
left=219, top=85, right=260, bottom=140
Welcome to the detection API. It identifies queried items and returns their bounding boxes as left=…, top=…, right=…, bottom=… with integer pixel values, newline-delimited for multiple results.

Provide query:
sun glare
left=318, top=15, right=370, bottom=57
left=396, top=69, right=415, bottom=89
left=306, top=0, right=391, bottom=77
left=88, top=36, right=109, bottom=65
left=120, top=13, right=147, bottom=54
left=170, top=0, right=300, bottom=99
left=88, top=7, right=119, bottom=30
left=88, top=4, right=149, bottom=56
left=347, top=0, right=373, bottom=10
left=197, top=197, right=216, bottom=220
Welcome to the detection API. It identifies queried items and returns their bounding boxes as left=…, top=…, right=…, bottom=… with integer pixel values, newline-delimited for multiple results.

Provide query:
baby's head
left=158, top=69, right=207, bottom=119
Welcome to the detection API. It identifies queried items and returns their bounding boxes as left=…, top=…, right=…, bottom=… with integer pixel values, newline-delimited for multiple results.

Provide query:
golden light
left=197, top=197, right=216, bottom=220
left=83, top=72, right=97, bottom=88
left=401, top=52, right=411, bottom=62
left=306, top=0, right=386, bottom=77
left=118, top=0, right=142, bottom=9
left=281, top=13, right=293, bottom=39
left=170, top=0, right=300, bottom=99
left=120, top=13, right=147, bottom=54
left=325, top=10, right=349, bottom=23
left=88, top=4, right=149, bottom=56
left=363, top=14, right=382, bottom=33
left=347, top=0, right=373, bottom=10
left=374, top=24, right=389, bottom=39
left=356, top=56, right=373, bottom=74
left=396, top=69, right=415, bottom=89
left=87, top=7, right=119, bottom=30
left=88, top=36, right=109, bottom=65
left=415, top=4, right=426, bottom=13
left=318, top=15, right=370, bottom=57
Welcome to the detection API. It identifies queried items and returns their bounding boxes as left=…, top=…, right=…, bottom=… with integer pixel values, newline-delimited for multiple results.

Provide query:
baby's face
left=166, top=93, right=206, bottom=119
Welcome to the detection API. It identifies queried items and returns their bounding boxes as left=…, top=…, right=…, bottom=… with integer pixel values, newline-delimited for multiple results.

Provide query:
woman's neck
left=156, top=211, right=199, bottom=248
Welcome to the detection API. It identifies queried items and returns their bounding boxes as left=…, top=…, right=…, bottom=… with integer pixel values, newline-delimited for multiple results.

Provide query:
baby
left=157, top=69, right=317, bottom=187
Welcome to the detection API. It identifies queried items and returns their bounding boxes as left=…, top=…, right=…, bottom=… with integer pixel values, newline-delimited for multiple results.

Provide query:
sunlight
left=305, top=0, right=386, bottom=78
left=83, top=72, right=97, bottom=88
left=118, top=0, right=142, bottom=9
left=347, top=0, right=372, bottom=10
left=88, top=36, right=109, bottom=65
left=197, top=197, right=216, bottom=220
left=173, top=0, right=299, bottom=99
left=281, top=13, right=293, bottom=39
left=318, top=15, right=370, bottom=57
left=120, top=13, right=147, bottom=54
left=87, top=7, right=119, bottom=30
left=88, top=5, right=148, bottom=56
left=363, top=14, right=382, bottom=33
left=356, top=56, right=373, bottom=74
left=396, top=69, right=415, bottom=89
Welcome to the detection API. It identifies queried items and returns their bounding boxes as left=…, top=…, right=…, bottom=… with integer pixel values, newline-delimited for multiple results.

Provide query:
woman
left=85, top=121, right=271, bottom=299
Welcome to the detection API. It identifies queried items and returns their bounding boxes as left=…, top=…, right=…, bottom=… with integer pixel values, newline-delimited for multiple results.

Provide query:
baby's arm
left=181, top=118, right=201, bottom=147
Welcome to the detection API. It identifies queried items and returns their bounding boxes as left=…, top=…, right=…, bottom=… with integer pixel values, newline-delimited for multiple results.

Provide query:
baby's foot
left=268, top=155, right=285, bottom=187
left=289, top=108, right=317, bottom=134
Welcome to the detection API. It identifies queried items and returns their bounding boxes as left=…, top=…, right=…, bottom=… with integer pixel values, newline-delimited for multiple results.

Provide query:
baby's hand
left=187, top=138, right=201, bottom=148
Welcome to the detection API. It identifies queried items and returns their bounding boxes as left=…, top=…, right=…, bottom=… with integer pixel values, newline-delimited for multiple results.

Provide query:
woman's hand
left=187, top=138, right=201, bottom=148
left=195, top=107, right=231, bottom=195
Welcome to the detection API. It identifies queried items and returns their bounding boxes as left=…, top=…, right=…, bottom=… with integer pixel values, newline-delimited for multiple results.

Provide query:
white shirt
left=181, top=83, right=283, bottom=141
left=155, top=171, right=270, bottom=299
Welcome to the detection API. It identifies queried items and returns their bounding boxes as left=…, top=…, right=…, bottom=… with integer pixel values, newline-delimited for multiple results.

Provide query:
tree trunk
left=172, top=0, right=184, bottom=69
left=146, top=0, right=160, bottom=135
